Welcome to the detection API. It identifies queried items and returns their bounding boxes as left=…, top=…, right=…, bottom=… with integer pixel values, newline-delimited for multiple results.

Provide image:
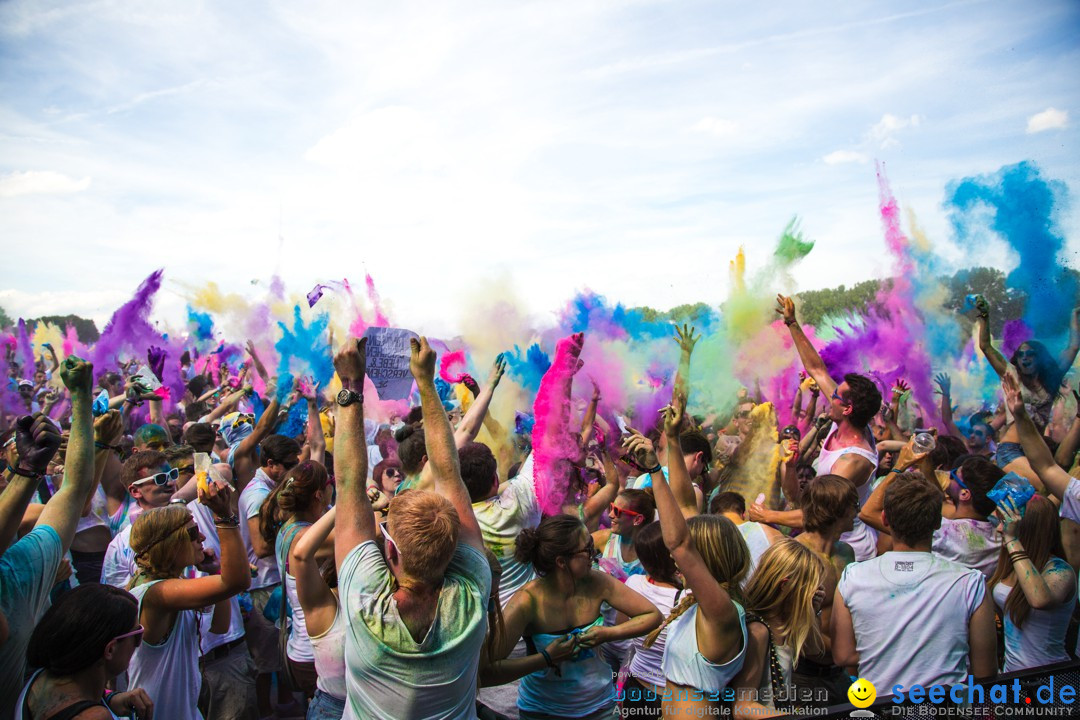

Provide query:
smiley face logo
left=847, top=678, right=876, bottom=708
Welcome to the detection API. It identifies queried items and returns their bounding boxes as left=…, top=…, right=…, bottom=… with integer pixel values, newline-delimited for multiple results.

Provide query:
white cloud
left=823, top=150, right=870, bottom=165
left=0, top=170, right=90, bottom=198
left=867, top=113, right=921, bottom=149
left=691, top=117, right=740, bottom=138
left=1026, top=107, right=1068, bottom=134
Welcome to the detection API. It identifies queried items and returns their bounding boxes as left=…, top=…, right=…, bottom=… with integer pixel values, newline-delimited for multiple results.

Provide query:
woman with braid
left=628, top=386, right=750, bottom=716
left=126, top=481, right=250, bottom=720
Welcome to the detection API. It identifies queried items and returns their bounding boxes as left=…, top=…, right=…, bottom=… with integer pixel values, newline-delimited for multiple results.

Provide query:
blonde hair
left=643, top=515, right=749, bottom=648
left=742, top=539, right=824, bottom=659
left=388, top=490, right=460, bottom=585
left=128, top=505, right=195, bottom=587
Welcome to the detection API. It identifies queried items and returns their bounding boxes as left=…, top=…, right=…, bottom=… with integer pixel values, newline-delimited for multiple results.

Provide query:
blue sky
left=1, top=0, right=1077, bottom=334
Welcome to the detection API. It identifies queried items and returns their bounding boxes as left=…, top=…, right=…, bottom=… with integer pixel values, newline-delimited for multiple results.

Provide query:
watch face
left=336, top=389, right=353, bottom=406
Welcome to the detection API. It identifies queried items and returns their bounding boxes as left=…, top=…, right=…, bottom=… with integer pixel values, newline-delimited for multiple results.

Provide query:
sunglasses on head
left=609, top=502, right=644, bottom=519
left=110, top=625, right=144, bottom=649
left=950, top=468, right=968, bottom=490
left=131, top=467, right=180, bottom=487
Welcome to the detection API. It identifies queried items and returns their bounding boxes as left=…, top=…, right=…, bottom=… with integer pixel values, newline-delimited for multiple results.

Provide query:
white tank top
left=814, top=424, right=879, bottom=561
left=310, top=600, right=348, bottom=699
left=992, top=558, right=1076, bottom=673
left=277, top=522, right=315, bottom=663
left=128, top=580, right=205, bottom=720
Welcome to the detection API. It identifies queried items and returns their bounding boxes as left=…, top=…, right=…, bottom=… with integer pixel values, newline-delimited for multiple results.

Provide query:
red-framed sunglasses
left=609, top=503, right=644, bottom=519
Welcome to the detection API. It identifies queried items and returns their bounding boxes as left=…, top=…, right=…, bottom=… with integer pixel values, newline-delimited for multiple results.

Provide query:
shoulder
left=745, top=618, right=770, bottom=647
left=592, top=528, right=612, bottom=547
left=72, top=707, right=114, bottom=720
left=761, top=523, right=785, bottom=543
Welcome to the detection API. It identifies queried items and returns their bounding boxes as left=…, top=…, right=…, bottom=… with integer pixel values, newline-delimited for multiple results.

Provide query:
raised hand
left=334, top=338, right=368, bottom=384
left=662, top=389, right=687, bottom=437
left=94, top=410, right=124, bottom=446
left=59, top=355, right=93, bottom=395
left=776, top=294, right=796, bottom=325
left=1001, top=373, right=1025, bottom=418
left=487, top=353, right=508, bottom=389
left=14, top=413, right=62, bottom=475
left=459, top=374, right=481, bottom=397
left=974, top=294, right=989, bottom=318
left=995, top=497, right=1022, bottom=543
left=674, top=324, right=700, bottom=355
left=621, top=430, right=659, bottom=470
left=147, top=346, right=167, bottom=381
left=891, top=379, right=910, bottom=397
left=409, top=336, right=437, bottom=383
left=198, top=478, right=233, bottom=519
left=933, top=372, right=952, bottom=397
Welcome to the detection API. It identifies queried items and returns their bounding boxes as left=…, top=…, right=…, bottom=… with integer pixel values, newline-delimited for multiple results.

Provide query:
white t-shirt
left=102, top=525, right=136, bottom=588
left=837, top=551, right=985, bottom=690
left=472, top=454, right=541, bottom=607
left=339, top=540, right=492, bottom=719
left=128, top=580, right=204, bottom=720
left=238, top=469, right=280, bottom=589
left=625, top=576, right=684, bottom=687
left=932, top=517, right=999, bottom=578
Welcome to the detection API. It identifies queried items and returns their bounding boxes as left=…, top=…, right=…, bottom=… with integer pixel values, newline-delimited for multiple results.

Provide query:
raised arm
left=413, top=337, right=484, bottom=553
left=1003, top=373, right=1071, bottom=501
left=332, top=338, right=374, bottom=569
left=233, top=379, right=289, bottom=462
left=291, top=505, right=338, bottom=637
left=673, top=324, right=699, bottom=398
left=578, top=381, right=600, bottom=448
left=148, top=482, right=250, bottom=609
left=302, top=382, right=326, bottom=466
left=776, top=294, right=837, bottom=399
left=245, top=340, right=271, bottom=383
left=1058, top=308, right=1080, bottom=375
left=664, top=391, right=698, bottom=518
left=454, top=354, right=507, bottom=448
left=35, top=357, right=96, bottom=551
left=934, top=373, right=965, bottom=440
left=1055, top=399, right=1080, bottom=470
left=630, top=423, right=741, bottom=651
left=974, top=296, right=1009, bottom=378
left=201, top=386, right=250, bottom=424
left=0, top=415, right=61, bottom=551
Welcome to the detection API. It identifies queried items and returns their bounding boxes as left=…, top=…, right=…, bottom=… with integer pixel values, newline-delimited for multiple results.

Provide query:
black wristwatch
left=336, top=388, right=362, bottom=407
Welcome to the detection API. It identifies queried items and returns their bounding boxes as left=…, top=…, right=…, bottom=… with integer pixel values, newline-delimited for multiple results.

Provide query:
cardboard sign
left=363, top=327, right=419, bottom=400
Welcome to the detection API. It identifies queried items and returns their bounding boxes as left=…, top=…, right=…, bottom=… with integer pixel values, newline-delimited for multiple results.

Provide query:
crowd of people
left=2, top=288, right=1079, bottom=720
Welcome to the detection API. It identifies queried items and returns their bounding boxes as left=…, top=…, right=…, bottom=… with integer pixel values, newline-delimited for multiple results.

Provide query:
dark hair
left=184, top=402, right=210, bottom=423
left=802, top=475, right=859, bottom=534
left=259, top=461, right=329, bottom=546
left=618, top=489, right=656, bottom=521
left=459, top=442, right=498, bottom=502
left=680, top=430, right=713, bottom=468
left=883, top=471, right=944, bottom=545
left=260, top=434, right=301, bottom=468
left=709, top=491, right=746, bottom=516
left=373, top=458, right=403, bottom=494
left=930, top=435, right=967, bottom=470
left=514, top=515, right=586, bottom=575
left=957, top=456, right=1003, bottom=518
left=843, top=374, right=882, bottom=428
left=635, top=522, right=680, bottom=586
left=27, top=584, right=137, bottom=675
left=99, top=372, right=122, bottom=392
left=404, top=406, right=424, bottom=426
left=1009, top=340, right=1064, bottom=397
left=183, top=422, right=217, bottom=453
left=120, top=450, right=167, bottom=488
left=162, top=444, right=194, bottom=466
left=187, top=376, right=211, bottom=398
left=396, top=425, right=427, bottom=476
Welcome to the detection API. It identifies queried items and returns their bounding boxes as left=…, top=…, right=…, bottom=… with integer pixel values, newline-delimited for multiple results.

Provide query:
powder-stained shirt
left=0, top=526, right=63, bottom=715
left=340, top=540, right=491, bottom=720
left=837, top=551, right=985, bottom=691
left=932, top=517, right=999, bottom=578
left=472, top=453, right=540, bottom=607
